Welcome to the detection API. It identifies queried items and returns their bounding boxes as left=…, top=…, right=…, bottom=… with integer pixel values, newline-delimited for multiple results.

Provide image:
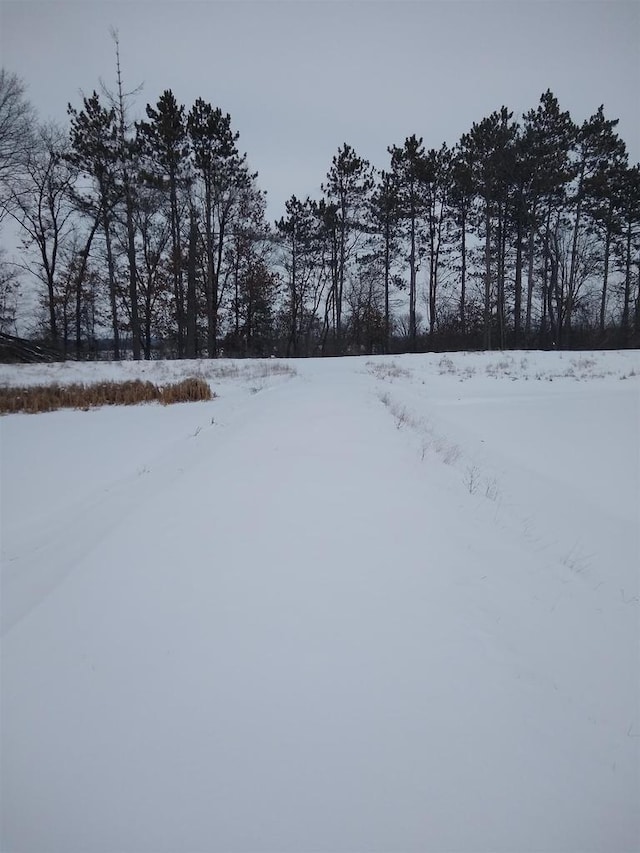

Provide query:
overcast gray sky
left=2, top=0, right=639, bottom=221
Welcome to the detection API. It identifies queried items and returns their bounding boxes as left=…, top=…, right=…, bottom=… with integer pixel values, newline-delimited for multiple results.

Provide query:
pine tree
left=423, top=144, right=452, bottom=339
left=370, top=170, right=402, bottom=352
left=136, top=90, right=190, bottom=354
left=227, top=184, right=269, bottom=351
left=564, top=106, right=626, bottom=346
left=236, top=258, right=279, bottom=356
left=617, top=164, right=640, bottom=341
left=464, top=107, right=518, bottom=350
left=321, top=143, right=374, bottom=352
left=67, top=93, right=122, bottom=357
left=187, top=99, right=255, bottom=356
left=133, top=180, right=172, bottom=358
left=276, top=195, right=321, bottom=356
left=389, top=135, right=427, bottom=349
left=583, top=141, right=628, bottom=336
left=519, top=91, right=575, bottom=341
left=449, top=142, right=474, bottom=337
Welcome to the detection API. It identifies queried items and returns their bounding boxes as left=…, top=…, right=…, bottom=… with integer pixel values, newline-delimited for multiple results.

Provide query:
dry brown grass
left=0, top=377, right=213, bottom=415
left=158, top=377, right=213, bottom=404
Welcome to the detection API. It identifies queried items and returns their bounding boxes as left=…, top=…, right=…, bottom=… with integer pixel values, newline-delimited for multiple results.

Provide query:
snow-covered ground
left=1, top=350, right=639, bottom=853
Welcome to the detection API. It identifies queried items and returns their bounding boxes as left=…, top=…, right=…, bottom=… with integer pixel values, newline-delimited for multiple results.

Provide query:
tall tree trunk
left=185, top=213, right=198, bottom=358
left=497, top=202, right=507, bottom=350
left=37, top=222, right=58, bottom=345
left=484, top=201, right=492, bottom=351
left=336, top=200, right=346, bottom=351
left=144, top=287, right=152, bottom=359
left=62, top=299, right=70, bottom=357
left=428, top=208, right=443, bottom=340
left=46, top=277, right=57, bottom=344
left=204, top=183, right=215, bottom=357
left=287, top=233, right=297, bottom=357
left=233, top=237, right=241, bottom=338
left=524, top=223, right=536, bottom=338
left=634, top=257, right=640, bottom=336
left=460, top=205, right=466, bottom=335
left=75, top=213, right=100, bottom=358
left=205, top=250, right=214, bottom=356
left=621, top=219, right=632, bottom=337
left=567, top=164, right=585, bottom=320
left=169, top=175, right=184, bottom=357
left=212, top=216, right=226, bottom=358
left=539, top=204, right=553, bottom=346
left=428, top=219, right=436, bottom=338
left=548, top=234, right=559, bottom=347
left=514, top=211, right=523, bottom=346
left=320, top=284, right=333, bottom=356
left=102, top=206, right=120, bottom=360
left=122, top=177, right=141, bottom=359
left=599, top=214, right=612, bottom=337
left=384, top=217, right=390, bottom=354
left=409, top=206, right=417, bottom=349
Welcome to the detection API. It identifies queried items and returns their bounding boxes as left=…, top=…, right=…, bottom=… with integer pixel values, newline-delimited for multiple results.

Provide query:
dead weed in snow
left=0, top=377, right=214, bottom=415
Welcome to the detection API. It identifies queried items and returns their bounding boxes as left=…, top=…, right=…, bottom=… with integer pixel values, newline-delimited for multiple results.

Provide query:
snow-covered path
left=1, top=354, right=638, bottom=852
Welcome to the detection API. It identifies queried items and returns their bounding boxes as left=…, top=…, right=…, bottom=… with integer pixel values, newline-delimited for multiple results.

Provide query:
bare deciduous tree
left=0, top=69, right=36, bottom=220
left=7, top=123, right=76, bottom=344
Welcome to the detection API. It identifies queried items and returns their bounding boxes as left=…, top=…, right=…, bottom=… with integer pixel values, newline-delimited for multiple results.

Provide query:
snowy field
left=1, top=350, right=639, bottom=853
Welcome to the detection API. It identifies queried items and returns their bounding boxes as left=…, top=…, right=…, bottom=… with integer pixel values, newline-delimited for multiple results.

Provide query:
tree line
left=1, top=56, right=639, bottom=359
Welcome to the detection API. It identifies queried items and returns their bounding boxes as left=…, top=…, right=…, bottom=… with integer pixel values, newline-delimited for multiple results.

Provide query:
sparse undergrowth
left=0, top=377, right=214, bottom=415
left=366, top=353, right=638, bottom=383
left=378, top=391, right=502, bottom=502
left=367, top=361, right=412, bottom=381
left=378, top=390, right=462, bottom=467
left=193, top=361, right=297, bottom=382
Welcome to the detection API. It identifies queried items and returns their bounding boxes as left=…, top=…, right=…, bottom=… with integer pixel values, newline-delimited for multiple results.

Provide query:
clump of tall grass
left=0, top=377, right=213, bottom=415
left=158, top=377, right=213, bottom=404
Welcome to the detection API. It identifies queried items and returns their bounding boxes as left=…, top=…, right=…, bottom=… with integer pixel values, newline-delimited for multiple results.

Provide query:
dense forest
left=1, top=53, right=639, bottom=359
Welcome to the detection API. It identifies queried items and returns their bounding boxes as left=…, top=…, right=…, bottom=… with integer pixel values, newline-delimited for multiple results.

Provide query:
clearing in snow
left=1, top=351, right=638, bottom=852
